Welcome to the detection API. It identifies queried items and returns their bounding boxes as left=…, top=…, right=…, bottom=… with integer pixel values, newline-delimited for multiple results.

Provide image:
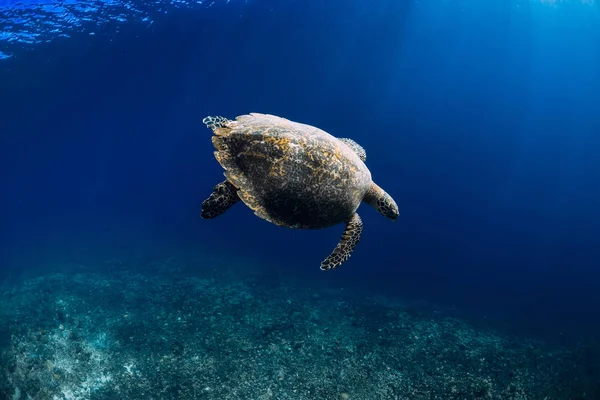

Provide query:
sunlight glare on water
left=0, top=0, right=235, bottom=60
left=539, top=0, right=596, bottom=5
left=0, top=0, right=597, bottom=60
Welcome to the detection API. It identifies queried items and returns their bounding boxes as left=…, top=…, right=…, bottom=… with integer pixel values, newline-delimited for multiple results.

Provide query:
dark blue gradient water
left=1, top=1, right=599, bottom=396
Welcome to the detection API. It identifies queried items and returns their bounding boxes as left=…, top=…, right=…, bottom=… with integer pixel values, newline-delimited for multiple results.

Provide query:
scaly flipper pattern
left=338, top=138, right=367, bottom=162
left=201, top=180, right=239, bottom=219
left=320, top=213, right=363, bottom=270
left=202, top=116, right=230, bottom=131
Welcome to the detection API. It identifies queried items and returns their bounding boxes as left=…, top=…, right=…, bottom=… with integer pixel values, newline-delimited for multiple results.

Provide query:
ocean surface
left=1, top=0, right=599, bottom=399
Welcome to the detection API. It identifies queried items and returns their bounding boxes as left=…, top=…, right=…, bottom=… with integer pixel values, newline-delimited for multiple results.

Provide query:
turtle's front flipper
left=320, top=213, right=363, bottom=271
left=201, top=180, right=239, bottom=219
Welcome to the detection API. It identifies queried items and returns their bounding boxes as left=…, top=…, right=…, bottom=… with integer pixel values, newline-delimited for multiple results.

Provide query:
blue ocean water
left=1, top=0, right=600, bottom=398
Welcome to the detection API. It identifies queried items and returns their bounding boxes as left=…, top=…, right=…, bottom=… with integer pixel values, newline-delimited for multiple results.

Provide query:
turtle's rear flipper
left=201, top=180, right=239, bottom=219
left=338, top=138, right=367, bottom=162
left=320, top=213, right=363, bottom=270
left=203, top=116, right=230, bottom=131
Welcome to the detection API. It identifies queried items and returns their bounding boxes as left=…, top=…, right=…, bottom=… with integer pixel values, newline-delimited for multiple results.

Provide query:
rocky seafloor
left=0, top=259, right=598, bottom=400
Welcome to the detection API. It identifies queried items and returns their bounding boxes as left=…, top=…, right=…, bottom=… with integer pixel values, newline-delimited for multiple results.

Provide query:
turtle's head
left=364, top=183, right=399, bottom=221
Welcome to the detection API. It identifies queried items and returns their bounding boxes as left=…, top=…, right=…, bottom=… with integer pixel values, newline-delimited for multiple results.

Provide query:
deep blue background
left=1, top=0, right=599, bottom=343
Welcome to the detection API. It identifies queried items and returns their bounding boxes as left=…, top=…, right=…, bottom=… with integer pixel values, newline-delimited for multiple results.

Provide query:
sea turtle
left=200, top=113, right=399, bottom=270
